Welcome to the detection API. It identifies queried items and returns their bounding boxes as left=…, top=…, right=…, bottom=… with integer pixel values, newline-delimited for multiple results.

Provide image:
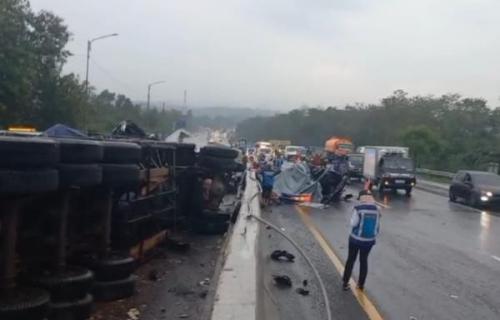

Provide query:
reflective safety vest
left=350, top=204, right=380, bottom=242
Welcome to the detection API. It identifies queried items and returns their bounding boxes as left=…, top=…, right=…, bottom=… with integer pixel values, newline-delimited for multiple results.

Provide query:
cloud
left=30, top=0, right=500, bottom=108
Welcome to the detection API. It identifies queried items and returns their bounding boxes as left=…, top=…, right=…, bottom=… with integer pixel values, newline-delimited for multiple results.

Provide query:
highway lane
left=303, top=185, right=500, bottom=319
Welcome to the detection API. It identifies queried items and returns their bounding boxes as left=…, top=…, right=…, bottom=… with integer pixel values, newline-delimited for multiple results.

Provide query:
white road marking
left=491, top=255, right=500, bottom=263
left=375, top=201, right=390, bottom=209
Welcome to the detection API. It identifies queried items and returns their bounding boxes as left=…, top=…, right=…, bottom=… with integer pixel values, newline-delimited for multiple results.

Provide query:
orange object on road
left=324, top=137, right=353, bottom=156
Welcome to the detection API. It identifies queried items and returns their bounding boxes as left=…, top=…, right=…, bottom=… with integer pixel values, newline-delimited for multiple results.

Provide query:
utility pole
left=146, top=81, right=166, bottom=109
left=84, top=33, right=118, bottom=95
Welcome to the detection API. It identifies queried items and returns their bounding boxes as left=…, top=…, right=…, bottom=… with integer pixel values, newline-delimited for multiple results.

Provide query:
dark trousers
left=342, top=240, right=373, bottom=287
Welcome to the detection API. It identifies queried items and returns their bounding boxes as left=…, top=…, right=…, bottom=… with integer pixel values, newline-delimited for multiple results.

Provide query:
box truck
left=362, top=146, right=416, bottom=195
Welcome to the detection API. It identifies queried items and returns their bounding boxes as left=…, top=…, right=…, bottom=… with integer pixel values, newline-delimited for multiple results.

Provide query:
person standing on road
left=342, top=190, right=381, bottom=291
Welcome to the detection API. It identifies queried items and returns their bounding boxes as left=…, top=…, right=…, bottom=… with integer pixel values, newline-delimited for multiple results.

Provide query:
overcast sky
left=31, top=0, right=500, bottom=109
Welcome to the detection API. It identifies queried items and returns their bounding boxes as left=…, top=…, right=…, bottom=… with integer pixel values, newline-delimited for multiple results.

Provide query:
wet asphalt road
left=263, top=184, right=500, bottom=320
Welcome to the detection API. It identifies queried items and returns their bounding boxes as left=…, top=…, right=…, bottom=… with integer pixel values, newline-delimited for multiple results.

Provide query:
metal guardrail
left=416, top=168, right=454, bottom=179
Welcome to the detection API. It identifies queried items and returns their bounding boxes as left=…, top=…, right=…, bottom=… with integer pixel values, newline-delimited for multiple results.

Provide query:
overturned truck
left=0, top=127, right=243, bottom=320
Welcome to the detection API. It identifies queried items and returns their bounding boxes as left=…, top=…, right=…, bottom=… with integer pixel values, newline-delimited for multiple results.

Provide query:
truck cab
left=362, top=146, right=416, bottom=195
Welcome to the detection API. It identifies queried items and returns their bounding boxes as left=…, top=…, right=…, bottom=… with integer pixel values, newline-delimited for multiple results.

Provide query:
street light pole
left=146, top=81, right=166, bottom=109
left=85, top=33, right=119, bottom=94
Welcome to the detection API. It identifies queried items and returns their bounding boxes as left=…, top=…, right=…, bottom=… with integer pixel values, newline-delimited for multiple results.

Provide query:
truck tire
left=92, top=275, right=137, bottom=302
left=200, top=146, right=239, bottom=159
left=169, top=143, right=196, bottom=166
left=101, top=164, right=140, bottom=187
left=0, top=287, right=50, bottom=320
left=0, top=169, right=58, bottom=194
left=82, top=253, right=136, bottom=282
left=48, top=294, right=93, bottom=320
left=0, top=136, right=59, bottom=168
left=191, top=219, right=229, bottom=235
left=198, top=155, right=237, bottom=171
left=58, top=164, right=102, bottom=188
left=56, top=138, right=103, bottom=164
left=102, top=141, right=141, bottom=164
left=27, top=266, right=94, bottom=303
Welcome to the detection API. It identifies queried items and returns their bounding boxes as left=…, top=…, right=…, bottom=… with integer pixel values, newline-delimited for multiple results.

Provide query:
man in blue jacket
left=342, top=190, right=381, bottom=291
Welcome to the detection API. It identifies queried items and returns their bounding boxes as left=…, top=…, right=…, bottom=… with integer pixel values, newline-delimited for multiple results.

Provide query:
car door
left=452, top=172, right=465, bottom=197
left=462, top=173, right=474, bottom=199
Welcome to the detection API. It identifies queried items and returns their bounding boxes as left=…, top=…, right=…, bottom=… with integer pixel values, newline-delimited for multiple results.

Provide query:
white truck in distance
left=361, top=146, right=416, bottom=196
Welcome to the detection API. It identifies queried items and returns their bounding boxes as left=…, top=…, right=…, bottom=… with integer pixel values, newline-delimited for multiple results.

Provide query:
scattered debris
left=409, top=316, right=418, bottom=320
left=296, top=288, right=310, bottom=296
left=450, top=294, right=459, bottom=299
left=127, top=308, right=140, bottom=320
left=199, top=290, right=208, bottom=299
left=178, top=314, right=190, bottom=318
left=199, top=278, right=211, bottom=286
left=270, top=250, right=295, bottom=262
left=272, top=275, right=292, bottom=288
left=303, top=279, right=308, bottom=287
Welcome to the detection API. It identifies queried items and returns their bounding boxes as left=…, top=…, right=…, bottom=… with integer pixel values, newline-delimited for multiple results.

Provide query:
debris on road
left=270, top=250, right=295, bottom=262
left=273, top=275, right=293, bottom=288
left=296, top=288, right=310, bottom=296
left=127, top=308, right=140, bottom=320
left=303, top=279, right=308, bottom=287
left=199, top=278, right=211, bottom=286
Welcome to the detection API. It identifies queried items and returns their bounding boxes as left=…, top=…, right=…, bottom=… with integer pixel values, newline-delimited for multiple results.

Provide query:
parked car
left=449, top=170, right=500, bottom=208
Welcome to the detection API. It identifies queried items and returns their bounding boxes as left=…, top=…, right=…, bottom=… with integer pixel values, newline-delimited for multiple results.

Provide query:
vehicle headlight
left=485, top=191, right=493, bottom=197
left=481, top=196, right=489, bottom=202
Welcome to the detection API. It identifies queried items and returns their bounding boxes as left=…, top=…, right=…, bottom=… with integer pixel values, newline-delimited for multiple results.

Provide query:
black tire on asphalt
left=0, top=169, right=58, bottom=195
left=83, top=253, right=136, bottom=282
left=0, top=287, right=50, bottom=320
left=468, top=194, right=478, bottom=208
left=55, top=138, right=103, bottom=164
left=0, top=136, right=59, bottom=169
left=199, top=146, right=239, bottom=159
left=27, top=266, right=94, bottom=303
left=101, top=164, right=141, bottom=188
left=198, top=155, right=237, bottom=171
left=58, top=164, right=102, bottom=189
left=92, top=275, right=137, bottom=302
left=102, top=141, right=142, bottom=164
left=48, top=294, right=93, bottom=320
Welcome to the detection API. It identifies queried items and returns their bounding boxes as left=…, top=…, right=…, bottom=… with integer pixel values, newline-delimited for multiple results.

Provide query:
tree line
left=0, top=0, right=181, bottom=135
left=236, top=90, right=500, bottom=172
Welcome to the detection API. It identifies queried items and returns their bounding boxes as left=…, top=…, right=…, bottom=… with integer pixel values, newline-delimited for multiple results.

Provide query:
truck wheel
left=191, top=220, right=229, bottom=235
left=27, top=266, right=94, bottom=303
left=0, top=287, right=50, bottom=320
left=92, top=275, right=137, bottom=302
left=56, top=138, right=103, bottom=164
left=58, top=164, right=102, bottom=188
left=0, top=169, right=58, bottom=194
left=101, top=164, right=141, bottom=187
left=48, top=294, right=93, bottom=320
left=102, top=141, right=142, bottom=164
left=82, top=253, right=136, bottom=282
left=0, top=136, right=59, bottom=168
left=200, top=146, right=239, bottom=159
